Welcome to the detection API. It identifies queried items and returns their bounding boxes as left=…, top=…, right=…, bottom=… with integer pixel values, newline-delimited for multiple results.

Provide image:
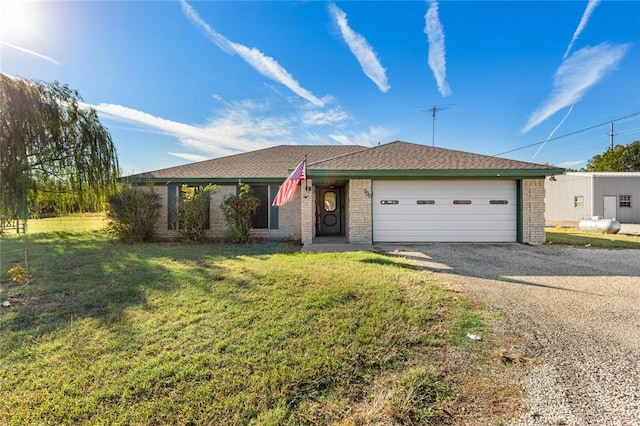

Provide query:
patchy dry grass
left=0, top=226, right=522, bottom=425
left=23, top=214, right=107, bottom=234
left=546, top=227, right=640, bottom=249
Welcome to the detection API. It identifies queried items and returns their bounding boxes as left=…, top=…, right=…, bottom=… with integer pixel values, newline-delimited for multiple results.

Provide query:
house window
left=574, top=196, right=584, bottom=208
left=167, top=185, right=211, bottom=230
left=248, top=185, right=279, bottom=230
left=251, top=186, right=269, bottom=229
left=619, top=195, right=631, bottom=208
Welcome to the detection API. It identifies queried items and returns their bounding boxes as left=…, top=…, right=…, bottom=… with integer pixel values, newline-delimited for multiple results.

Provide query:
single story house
left=123, top=141, right=564, bottom=245
left=545, top=172, right=640, bottom=224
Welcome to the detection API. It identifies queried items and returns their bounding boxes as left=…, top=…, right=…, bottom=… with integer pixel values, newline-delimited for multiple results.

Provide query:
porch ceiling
left=312, top=178, right=349, bottom=188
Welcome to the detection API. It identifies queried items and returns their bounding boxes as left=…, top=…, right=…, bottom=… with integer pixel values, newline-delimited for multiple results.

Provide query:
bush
left=7, top=264, right=32, bottom=284
left=221, top=183, right=260, bottom=243
left=106, top=185, right=161, bottom=243
left=176, top=184, right=217, bottom=242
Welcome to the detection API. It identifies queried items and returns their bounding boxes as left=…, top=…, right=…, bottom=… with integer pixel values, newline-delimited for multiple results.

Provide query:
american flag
left=272, top=160, right=306, bottom=207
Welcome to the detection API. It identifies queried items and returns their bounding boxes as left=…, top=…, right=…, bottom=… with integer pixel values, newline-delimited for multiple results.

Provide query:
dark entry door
left=318, top=188, right=342, bottom=235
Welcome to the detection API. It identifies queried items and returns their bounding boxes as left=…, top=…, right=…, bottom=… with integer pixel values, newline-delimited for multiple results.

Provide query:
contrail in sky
left=1, top=42, right=60, bottom=65
left=424, top=0, right=451, bottom=97
left=522, top=42, right=630, bottom=133
left=179, top=0, right=325, bottom=107
left=563, top=0, right=601, bottom=60
left=532, top=104, right=574, bottom=160
left=329, top=3, right=390, bottom=93
left=531, top=0, right=600, bottom=156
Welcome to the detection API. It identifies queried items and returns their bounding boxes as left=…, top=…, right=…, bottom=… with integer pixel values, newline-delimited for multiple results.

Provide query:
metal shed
left=545, top=172, right=640, bottom=224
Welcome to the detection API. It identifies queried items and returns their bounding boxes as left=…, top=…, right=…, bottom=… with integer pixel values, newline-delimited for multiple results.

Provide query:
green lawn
left=23, top=214, right=108, bottom=234
left=0, top=229, right=510, bottom=425
left=546, top=227, right=640, bottom=249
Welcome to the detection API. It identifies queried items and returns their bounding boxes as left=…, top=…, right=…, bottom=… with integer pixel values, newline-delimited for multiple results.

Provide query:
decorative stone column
left=301, top=179, right=314, bottom=246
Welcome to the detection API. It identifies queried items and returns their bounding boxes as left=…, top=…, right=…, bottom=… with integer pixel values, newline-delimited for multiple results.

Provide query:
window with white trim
left=574, top=196, right=584, bottom=208
left=619, top=195, right=631, bottom=208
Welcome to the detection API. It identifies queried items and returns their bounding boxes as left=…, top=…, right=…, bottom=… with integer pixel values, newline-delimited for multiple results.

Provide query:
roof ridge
left=307, top=145, right=370, bottom=166
left=383, top=140, right=558, bottom=168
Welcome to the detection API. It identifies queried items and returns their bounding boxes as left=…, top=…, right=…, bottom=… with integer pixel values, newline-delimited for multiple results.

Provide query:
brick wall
left=253, top=189, right=302, bottom=241
left=346, top=179, right=372, bottom=244
left=208, top=186, right=236, bottom=240
left=153, top=185, right=301, bottom=241
left=522, top=178, right=546, bottom=245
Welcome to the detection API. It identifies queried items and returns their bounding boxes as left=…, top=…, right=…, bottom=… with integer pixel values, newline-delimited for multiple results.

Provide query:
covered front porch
left=300, top=178, right=373, bottom=247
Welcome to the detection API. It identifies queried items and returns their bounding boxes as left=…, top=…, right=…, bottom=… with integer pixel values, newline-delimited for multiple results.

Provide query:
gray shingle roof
left=309, top=141, right=556, bottom=171
left=123, top=141, right=562, bottom=182
left=126, top=145, right=367, bottom=180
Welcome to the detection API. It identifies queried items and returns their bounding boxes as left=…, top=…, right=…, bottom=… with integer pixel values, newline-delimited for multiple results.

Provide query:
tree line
left=581, top=140, right=640, bottom=172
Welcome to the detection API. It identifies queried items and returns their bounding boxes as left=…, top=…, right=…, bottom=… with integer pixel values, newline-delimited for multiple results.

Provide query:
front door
left=603, top=195, right=617, bottom=219
left=317, top=188, right=342, bottom=235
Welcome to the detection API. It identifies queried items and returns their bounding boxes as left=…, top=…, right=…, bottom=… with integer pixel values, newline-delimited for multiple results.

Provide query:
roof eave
left=118, top=177, right=286, bottom=185
left=307, top=168, right=565, bottom=178
left=118, top=168, right=565, bottom=184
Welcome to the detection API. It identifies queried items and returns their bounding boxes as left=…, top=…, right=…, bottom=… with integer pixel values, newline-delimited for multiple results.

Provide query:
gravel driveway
left=378, top=244, right=640, bottom=425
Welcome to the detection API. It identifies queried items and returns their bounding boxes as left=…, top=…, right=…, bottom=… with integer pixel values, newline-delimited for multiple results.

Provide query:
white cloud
left=329, top=126, right=395, bottom=146
left=180, top=0, right=325, bottom=107
left=302, top=107, right=350, bottom=126
left=522, top=43, right=630, bottom=133
left=556, top=159, right=586, bottom=169
left=1, top=42, right=60, bottom=65
left=88, top=102, right=294, bottom=157
left=329, top=3, right=390, bottom=93
left=563, top=0, right=601, bottom=60
left=424, top=0, right=451, bottom=97
left=167, top=152, right=211, bottom=162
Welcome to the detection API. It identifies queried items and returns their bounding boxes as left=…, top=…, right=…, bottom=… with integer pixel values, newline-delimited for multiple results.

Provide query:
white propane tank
left=578, top=216, right=621, bottom=234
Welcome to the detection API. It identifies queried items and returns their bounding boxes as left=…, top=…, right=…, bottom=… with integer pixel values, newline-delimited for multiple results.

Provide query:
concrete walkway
left=300, top=243, right=374, bottom=252
left=620, top=223, right=640, bottom=235
left=302, top=223, right=640, bottom=253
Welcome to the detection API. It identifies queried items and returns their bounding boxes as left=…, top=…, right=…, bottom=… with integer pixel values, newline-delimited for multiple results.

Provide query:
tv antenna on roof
left=417, top=104, right=454, bottom=147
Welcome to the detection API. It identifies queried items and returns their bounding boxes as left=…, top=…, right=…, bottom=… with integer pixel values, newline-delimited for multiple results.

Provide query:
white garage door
left=372, top=180, right=517, bottom=242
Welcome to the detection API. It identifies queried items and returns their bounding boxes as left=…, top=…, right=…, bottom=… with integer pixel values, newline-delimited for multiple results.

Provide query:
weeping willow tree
left=0, top=73, right=119, bottom=223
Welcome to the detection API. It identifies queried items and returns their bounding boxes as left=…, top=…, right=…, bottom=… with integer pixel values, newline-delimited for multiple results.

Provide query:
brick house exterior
left=123, top=141, right=562, bottom=246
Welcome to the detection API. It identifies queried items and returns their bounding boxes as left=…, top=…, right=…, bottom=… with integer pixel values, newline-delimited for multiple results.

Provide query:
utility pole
left=418, top=104, right=454, bottom=147
left=609, top=122, right=615, bottom=150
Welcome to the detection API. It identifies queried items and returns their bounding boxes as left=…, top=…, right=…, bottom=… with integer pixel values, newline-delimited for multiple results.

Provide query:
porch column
left=301, top=179, right=314, bottom=245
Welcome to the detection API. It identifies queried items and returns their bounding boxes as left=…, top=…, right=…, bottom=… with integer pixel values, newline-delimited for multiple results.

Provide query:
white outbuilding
left=545, top=172, right=640, bottom=224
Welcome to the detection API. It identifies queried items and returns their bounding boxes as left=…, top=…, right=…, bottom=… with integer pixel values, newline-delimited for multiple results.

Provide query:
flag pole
left=304, top=154, right=308, bottom=193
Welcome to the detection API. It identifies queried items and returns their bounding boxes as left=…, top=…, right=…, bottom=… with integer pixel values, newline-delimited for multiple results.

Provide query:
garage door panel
left=374, top=207, right=515, bottom=217
left=374, top=231, right=516, bottom=243
left=374, top=215, right=515, bottom=224
left=372, top=180, right=517, bottom=242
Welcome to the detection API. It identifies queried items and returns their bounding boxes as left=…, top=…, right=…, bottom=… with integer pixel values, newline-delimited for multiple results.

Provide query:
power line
left=493, top=111, right=640, bottom=157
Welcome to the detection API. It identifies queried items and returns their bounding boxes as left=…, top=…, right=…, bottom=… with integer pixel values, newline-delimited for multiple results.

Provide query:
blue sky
left=2, top=1, right=639, bottom=174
